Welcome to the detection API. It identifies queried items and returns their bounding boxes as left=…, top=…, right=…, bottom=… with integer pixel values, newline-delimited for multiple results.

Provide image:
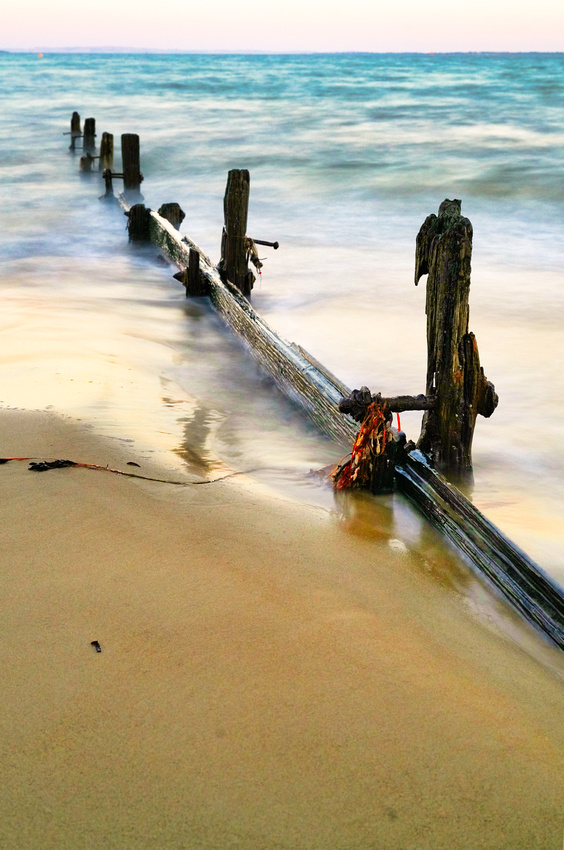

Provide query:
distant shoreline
left=2, top=48, right=563, bottom=56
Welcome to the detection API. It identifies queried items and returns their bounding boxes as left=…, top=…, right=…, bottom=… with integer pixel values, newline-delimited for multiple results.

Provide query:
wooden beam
left=339, top=389, right=434, bottom=421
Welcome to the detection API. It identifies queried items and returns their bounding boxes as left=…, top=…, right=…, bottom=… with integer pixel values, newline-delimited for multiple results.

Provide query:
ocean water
left=1, top=51, right=563, bottom=591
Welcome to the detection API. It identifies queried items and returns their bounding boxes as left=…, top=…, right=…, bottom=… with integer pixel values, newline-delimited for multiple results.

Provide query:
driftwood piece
left=218, top=169, right=255, bottom=296
left=99, top=132, right=114, bottom=172
left=415, top=200, right=498, bottom=477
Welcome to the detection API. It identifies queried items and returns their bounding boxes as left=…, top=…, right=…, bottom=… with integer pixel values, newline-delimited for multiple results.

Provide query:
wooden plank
left=118, top=199, right=564, bottom=650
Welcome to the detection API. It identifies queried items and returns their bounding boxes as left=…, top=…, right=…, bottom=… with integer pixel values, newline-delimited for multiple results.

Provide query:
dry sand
left=1, top=408, right=563, bottom=849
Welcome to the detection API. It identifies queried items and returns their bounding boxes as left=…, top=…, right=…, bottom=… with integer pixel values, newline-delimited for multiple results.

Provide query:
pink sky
left=3, top=0, right=563, bottom=52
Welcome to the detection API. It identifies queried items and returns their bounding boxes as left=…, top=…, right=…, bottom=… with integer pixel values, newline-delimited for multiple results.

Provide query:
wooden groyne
left=64, top=114, right=564, bottom=650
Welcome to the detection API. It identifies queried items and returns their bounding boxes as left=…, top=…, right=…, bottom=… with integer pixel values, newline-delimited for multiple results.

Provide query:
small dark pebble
left=127, top=462, right=141, bottom=467
left=91, top=640, right=102, bottom=652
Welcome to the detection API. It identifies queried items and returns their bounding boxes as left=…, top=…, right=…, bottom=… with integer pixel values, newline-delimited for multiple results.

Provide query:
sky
left=2, top=0, right=563, bottom=52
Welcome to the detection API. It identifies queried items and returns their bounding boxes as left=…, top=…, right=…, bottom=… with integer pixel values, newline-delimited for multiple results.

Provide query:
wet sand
left=1, top=408, right=563, bottom=849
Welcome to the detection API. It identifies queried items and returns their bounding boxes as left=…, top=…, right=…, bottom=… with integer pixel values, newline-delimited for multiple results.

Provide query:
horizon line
left=2, top=48, right=563, bottom=56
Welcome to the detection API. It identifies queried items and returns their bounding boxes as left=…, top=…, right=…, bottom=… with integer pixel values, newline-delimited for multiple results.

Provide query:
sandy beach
left=1, top=407, right=563, bottom=849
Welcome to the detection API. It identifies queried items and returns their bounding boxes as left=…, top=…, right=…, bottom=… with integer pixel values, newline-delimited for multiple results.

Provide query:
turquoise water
left=0, top=52, right=563, bottom=584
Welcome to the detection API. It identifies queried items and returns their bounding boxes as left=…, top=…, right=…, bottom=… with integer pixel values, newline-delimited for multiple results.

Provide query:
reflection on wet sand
left=173, top=403, right=230, bottom=476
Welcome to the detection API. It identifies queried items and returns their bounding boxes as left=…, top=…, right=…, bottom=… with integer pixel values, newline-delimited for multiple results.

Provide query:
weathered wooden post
left=125, top=204, right=151, bottom=241
left=83, top=118, right=96, bottom=153
left=415, top=199, right=498, bottom=478
left=218, top=169, right=254, bottom=297
left=100, top=169, right=115, bottom=201
left=188, top=248, right=208, bottom=296
left=172, top=249, right=209, bottom=297
left=121, top=134, right=143, bottom=201
left=79, top=153, right=96, bottom=173
left=158, top=203, right=185, bottom=230
left=99, top=132, right=114, bottom=171
left=98, top=135, right=140, bottom=202
left=68, top=111, right=81, bottom=151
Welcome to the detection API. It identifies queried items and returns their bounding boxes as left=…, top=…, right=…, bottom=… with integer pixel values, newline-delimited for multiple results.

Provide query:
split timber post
left=171, top=248, right=209, bottom=297
left=121, top=133, right=143, bottom=202
left=79, top=153, right=96, bottom=173
left=125, top=204, right=152, bottom=242
left=187, top=248, right=208, bottom=296
left=99, top=132, right=114, bottom=171
left=100, top=169, right=116, bottom=201
left=219, top=169, right=254, bottom=297
left=415, top=199, right=498, bottom=478
left=68, top=111, right=81, bottom=151
left=335, top=199, right=497, bottom=491
left=83, top=118, right=96, bottom=154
